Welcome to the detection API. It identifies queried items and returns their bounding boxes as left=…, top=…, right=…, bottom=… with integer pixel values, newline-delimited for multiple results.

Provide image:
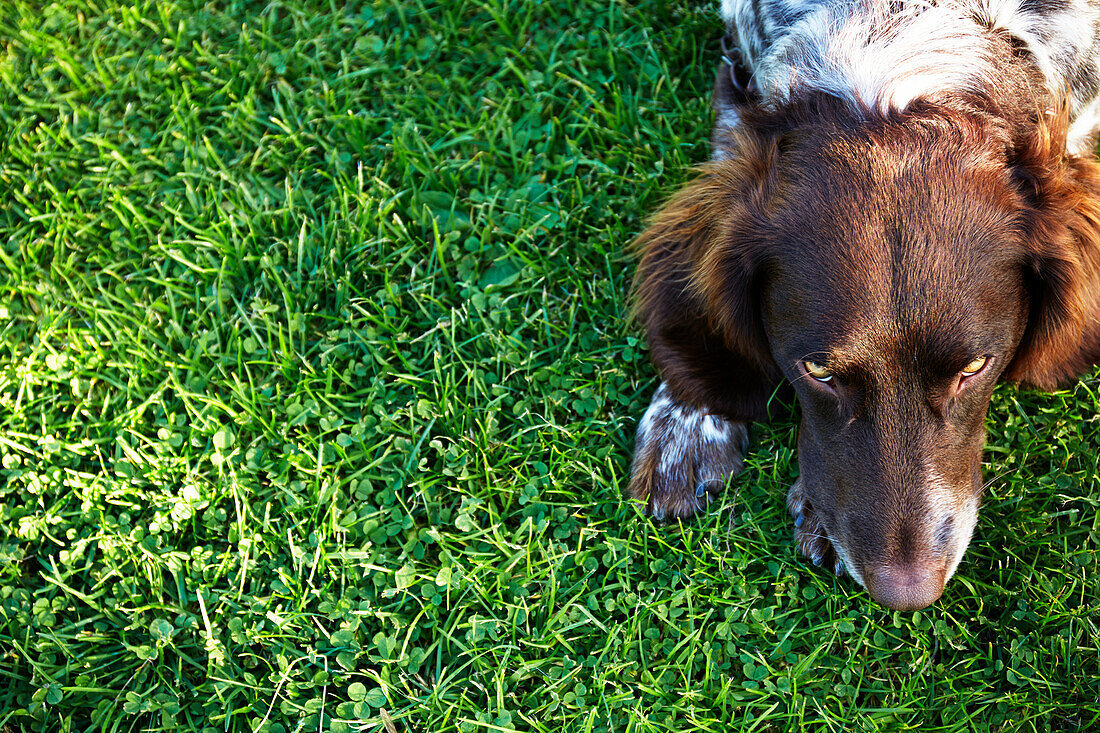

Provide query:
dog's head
left=633, top=95, right=1100, bottom=609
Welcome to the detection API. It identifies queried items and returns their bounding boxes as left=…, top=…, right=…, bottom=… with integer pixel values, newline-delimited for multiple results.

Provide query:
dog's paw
left=628, top=382, right=749, bottom=520
left=787, top=478, right=845, bottom=576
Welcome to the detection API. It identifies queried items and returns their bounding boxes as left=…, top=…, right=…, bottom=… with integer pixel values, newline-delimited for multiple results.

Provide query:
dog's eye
left=960, top=356, right=988, bottom=377
left=804, top=360, right=833, bottom=382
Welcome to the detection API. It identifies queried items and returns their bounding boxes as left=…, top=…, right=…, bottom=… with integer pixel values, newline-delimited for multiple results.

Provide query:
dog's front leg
left=627, top=382, right=750, bottom=519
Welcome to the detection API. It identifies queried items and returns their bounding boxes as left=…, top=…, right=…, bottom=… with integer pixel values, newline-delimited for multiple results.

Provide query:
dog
left=628, top=0, right=1100, bottom=610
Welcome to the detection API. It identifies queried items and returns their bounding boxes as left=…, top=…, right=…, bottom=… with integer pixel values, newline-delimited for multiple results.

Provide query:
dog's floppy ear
left=1005, top=108, right=1100, bottom=389
left=631, top=132, right=782, bottom=419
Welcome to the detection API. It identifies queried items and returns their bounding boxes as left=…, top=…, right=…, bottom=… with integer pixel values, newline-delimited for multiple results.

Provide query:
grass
left=0, top=0, right=1098, bottom=730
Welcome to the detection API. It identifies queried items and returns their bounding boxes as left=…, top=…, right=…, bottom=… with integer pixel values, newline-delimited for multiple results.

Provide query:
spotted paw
left=628, top=382, right=749, bottom=520
left=787, top=478, right=845, bottom=575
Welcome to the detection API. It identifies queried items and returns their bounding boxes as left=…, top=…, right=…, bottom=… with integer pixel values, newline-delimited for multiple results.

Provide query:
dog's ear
left=631, top=132, right=782, bottom=419
left=1005, top=108, right=1100, bottom=389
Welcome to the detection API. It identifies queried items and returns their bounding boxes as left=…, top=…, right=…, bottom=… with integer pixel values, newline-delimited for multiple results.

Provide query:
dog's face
left=759, top=121, right=1031, bottom=608
left=633, top=98, right=1100, bottom=609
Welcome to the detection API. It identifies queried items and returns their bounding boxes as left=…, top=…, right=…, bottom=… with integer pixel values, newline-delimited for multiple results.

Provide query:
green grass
left=0, top=0, right=1098, bottom=730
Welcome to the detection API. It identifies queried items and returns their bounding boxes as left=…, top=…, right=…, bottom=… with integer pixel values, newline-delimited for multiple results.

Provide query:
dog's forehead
left=769, top=209, right=1021, bottom=312
left=764, top=209, right=1025, bottom=371
left=766, top=130, right=1025, bottom=313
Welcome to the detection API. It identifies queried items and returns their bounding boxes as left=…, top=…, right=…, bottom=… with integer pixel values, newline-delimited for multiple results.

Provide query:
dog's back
left=720, top=0, right=1100, bottom=152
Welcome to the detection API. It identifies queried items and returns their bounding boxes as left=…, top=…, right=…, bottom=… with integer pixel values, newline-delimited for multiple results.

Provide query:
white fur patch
left=1069, top=95, right=1100, bottom=155
left=829, top=530, right=866, bottom=587
left=945, top=496, right=980, bottom=582
left=926, top=467, right=980, bottom=584
left=700, top=413, right=733, bottom=443
left=757, top=3, right=1001, bottom=113
left=722, top=0, right=1100, bottom=123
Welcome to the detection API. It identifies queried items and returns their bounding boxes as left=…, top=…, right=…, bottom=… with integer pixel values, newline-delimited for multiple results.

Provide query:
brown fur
left=631, top=135, right=782, bottom=420
left=630, top=82, right=1100, bottom=609
left=1007, top=106, right=1100, bottom=386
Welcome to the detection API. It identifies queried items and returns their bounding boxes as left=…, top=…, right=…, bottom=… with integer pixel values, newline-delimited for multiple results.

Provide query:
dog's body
left=630, top=0, right=1100, bottom=610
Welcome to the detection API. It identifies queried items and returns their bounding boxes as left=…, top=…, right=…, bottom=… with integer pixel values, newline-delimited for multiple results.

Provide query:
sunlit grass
left=1, top=0, right=1098, bottom=730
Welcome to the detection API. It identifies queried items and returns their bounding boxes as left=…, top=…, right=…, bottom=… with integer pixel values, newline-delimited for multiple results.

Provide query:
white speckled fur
left=630, top=382, right=749, bottom=518
left=721, top=0, right=1100, bottom=136
left=761, top=3, right=1001, bottom=113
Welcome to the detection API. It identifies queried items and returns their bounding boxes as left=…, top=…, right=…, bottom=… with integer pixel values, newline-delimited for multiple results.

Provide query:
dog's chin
left=787, top=478, right=848, bottom=579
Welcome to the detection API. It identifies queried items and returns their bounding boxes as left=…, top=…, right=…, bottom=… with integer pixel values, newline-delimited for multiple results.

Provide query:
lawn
left=1, top=0, right=1098, bottom=730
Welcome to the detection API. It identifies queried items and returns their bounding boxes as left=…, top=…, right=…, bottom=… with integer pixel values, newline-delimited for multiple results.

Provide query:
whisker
left=981, top=468, right=1013, bottom=492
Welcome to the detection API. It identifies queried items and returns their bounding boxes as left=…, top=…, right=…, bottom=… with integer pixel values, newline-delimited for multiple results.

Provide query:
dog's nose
left=864, top=563, right=946, bottom=611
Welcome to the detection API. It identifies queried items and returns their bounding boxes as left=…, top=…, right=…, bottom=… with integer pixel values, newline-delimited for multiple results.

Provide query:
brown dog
left=628, top=1, right=1100, bottom=610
